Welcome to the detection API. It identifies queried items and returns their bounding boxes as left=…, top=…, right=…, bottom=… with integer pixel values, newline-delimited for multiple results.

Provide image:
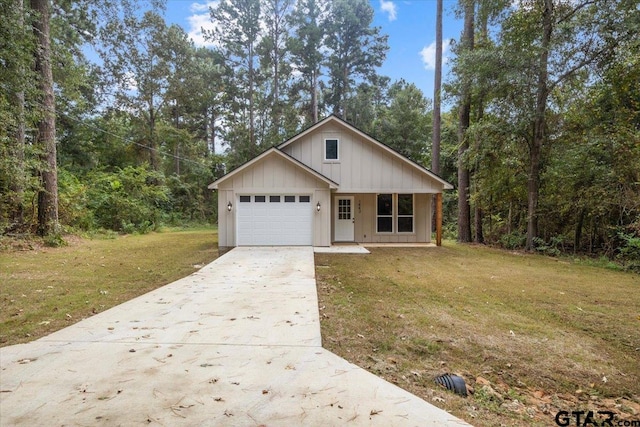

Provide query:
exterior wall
left=217, top=152, right=328, bottom=193
left=217, top=189, right=235, bottom=248
left=314, top=189, right=331, bottom=246
left=333, top=193, right=432, bottom=243
left=216, top=152, right=332, bottom=248
left=281, top=122, right=442, bottom=193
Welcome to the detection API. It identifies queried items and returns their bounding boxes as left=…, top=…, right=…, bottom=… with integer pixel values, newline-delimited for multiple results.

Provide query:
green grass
left=315, top=242, right=640, bottom=427
left=0, top=228, right=218, bottom=346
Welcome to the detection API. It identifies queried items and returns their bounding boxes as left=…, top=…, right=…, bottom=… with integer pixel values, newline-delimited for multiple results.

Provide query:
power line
left=26, top=99, right=212, bottom=170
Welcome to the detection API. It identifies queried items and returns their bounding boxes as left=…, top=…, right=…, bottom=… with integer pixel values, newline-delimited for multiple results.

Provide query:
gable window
left=397, top=194, right=414, bottom=233
left=324, top=139, right=339, bottom=161
left=377, top=194, right=393, bottom=233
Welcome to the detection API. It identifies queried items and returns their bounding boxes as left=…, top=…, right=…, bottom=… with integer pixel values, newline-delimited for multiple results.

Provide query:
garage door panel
left=237, top=195, right=312, bottom=246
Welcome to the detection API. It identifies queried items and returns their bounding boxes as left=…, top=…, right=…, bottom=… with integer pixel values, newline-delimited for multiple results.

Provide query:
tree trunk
left=312, top=69, right=318, bottom=122
left=342, top=66, right=349, bottom=119
left=457, top=0, right=474, bottom=243
left=148, top=104, right=159, bottom=170
left=273, top=2, right=279, bottom=126
left=248, top=41, right=256, bottom=152
left=32, top=0, right=59, bottom=237
left=10, top=0, right=26, bottom=228
left=526, top=0, right=553, bottom=251
left=209, top=108, right=216, bottom=155
left=574, top=207, right=586, bottom=253
left=431, top=0, right=443, bottom=232
left=474, top=206, right=484, bottom=243
left=431, top=0, right=443, bottom=175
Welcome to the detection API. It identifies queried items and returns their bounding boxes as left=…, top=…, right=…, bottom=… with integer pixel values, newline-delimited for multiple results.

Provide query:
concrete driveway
left=0, top=247, right=469, bottom=426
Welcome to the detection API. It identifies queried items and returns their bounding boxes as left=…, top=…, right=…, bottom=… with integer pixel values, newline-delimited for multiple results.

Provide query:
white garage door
left=237, top=195, right=313, bottom=246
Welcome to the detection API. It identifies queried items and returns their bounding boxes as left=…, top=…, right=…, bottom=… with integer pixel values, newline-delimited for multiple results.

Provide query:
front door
left=334, top=196, right=354, bottom=241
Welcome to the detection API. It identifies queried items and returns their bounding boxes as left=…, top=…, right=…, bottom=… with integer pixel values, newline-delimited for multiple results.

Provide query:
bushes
left=56, top=165, right=216, bottom=234
left=617, top=230, right=640, bottom=272
left=86, top=166, right=169, bottom=233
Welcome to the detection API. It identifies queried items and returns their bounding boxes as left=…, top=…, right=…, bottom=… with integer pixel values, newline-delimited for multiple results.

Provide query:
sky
left=163, top=0, right=464, bottom=104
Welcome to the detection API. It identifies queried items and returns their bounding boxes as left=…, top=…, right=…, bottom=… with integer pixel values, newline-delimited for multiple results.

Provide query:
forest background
left=0, top=0, right=638, bottom=269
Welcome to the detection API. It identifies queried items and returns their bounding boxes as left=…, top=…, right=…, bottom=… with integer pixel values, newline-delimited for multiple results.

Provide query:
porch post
left=436, top=192, right=443, bottom=246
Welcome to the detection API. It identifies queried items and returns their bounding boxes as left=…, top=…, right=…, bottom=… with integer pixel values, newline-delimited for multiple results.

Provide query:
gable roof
left=278, top=115, right=454, bottom=190
left=208, top=147, right=338, bottom=190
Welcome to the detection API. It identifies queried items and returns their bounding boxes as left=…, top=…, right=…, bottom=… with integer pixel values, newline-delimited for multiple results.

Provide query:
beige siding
left=336, top=193, right=432, bottom=243
left=314, top=189, right=331, bottom=246
left=216, top=151, right=331, bottom=247
left=218, top=152, right=328, bottom=193
left=281, top=122, right=442, bottom=193
left=217, top=189, right=235, bottom=248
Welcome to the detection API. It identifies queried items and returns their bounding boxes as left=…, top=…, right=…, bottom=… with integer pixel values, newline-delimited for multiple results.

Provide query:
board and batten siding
left=216, top=152, right=327, bottom=193
left=334, top=193, right=432, bottom=243
left=216, top=151, right=331, bottom=248
left=281, top=122, right=440, bottom=193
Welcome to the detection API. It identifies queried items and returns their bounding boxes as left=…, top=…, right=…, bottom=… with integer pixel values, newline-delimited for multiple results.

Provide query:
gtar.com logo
left=554, top=410, right=640, bottom=427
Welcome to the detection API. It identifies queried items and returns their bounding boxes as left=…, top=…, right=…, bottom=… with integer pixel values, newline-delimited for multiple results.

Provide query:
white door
left=237, top=195, right=313, bottom=246
left=334, top=196, right=354, bottom=241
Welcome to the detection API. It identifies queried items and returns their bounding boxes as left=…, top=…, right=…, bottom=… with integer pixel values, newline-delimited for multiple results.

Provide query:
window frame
left=376, top=193, right=394, bottom=233
left=396, top=194, right=414, bottom=233
left=324, top=138, right=339, bottom=162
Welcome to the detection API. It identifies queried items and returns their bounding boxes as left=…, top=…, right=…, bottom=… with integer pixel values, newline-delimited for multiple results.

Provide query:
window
left=397, top=194, right=414, bottom=233
left=255, top=196, right=266, bottom=202
left=239, top=196, right=250, bottom=202
left=269, top=195, right=280, bottom=202
left=324, top=139, right=339, bottom=161
left=299, top=195, right=310, bottom=202
left=338, top=198, right=351, bottom=220
left=377, top=194, right=393, bottom=233
left=284, top=196, right=295, bottom=203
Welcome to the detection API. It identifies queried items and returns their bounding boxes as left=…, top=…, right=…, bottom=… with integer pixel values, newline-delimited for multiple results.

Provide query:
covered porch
left=327, top=192, right=444, bottom=246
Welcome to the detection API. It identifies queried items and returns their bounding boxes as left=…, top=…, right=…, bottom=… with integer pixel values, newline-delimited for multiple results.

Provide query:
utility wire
left=24, top=98, right=213, bottom=170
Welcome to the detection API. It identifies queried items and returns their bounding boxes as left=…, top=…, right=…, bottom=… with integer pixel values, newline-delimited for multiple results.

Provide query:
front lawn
left=315, top=243, right=640, bottom=427
left=0, top=228, right=218, bottom=346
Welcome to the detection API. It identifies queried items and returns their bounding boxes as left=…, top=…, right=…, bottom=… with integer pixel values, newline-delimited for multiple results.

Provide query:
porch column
left=436, top=192, right=443, bottom=246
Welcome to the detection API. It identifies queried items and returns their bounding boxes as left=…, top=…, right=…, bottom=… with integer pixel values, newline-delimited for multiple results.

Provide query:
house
left=208, top=115, right=453, bottom=251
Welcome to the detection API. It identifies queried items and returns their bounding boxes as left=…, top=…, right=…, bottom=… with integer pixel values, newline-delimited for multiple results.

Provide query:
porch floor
left=314, top=242, right=438, bottom=254
left=314, top=244, right=370, bottom=254
left=363, top=242, right=437, bottom=248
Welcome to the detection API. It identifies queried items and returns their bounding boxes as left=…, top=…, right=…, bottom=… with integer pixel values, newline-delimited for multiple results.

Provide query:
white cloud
left=380, top=0, right=397, bottom=21
left=419, top=39, right=452, bottom=70
left=187, top=1, right=220, bottom=47
left=190, top=2, right=211, bottom=13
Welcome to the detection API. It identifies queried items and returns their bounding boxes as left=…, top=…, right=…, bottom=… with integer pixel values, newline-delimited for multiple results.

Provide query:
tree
left=0, top=0, right=35, bottom=231
left=31, top=0, right=59, bottom=236
left=288, top=0, right=328, bottom=124
left=325, top=0, right=388, bottom=118
left=462, top=0, right=638, bottom=250
left=431, top=0, right=443, bottom=176
left=375, top=79, right=430, bottom=162
left=456, top=0, right=474, bottom=243
left=207, top=0, right=263, bottom=163
left=260, top=0, right=294, bottom=143
left=99, top=9, right=190, bottom=171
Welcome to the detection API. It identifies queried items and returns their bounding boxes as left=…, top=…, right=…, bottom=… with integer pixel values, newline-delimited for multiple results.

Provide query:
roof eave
left=207, top=147, right=338, bottom=191
left=279, top=115, right=453, bottom=190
